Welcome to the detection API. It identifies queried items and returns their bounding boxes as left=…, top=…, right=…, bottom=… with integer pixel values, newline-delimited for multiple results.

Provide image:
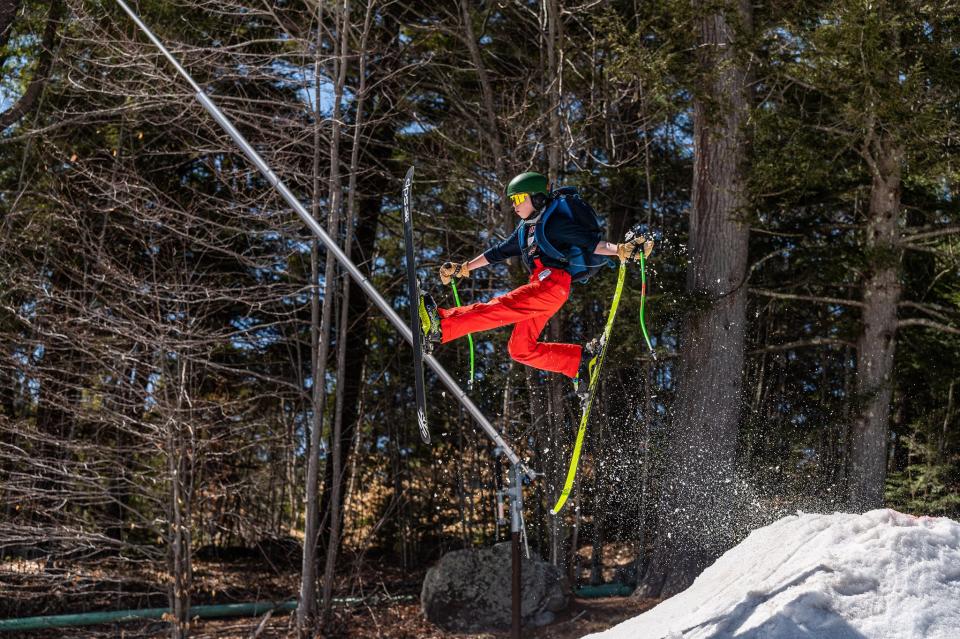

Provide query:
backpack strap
left=534, top=198, right=570, bottom=265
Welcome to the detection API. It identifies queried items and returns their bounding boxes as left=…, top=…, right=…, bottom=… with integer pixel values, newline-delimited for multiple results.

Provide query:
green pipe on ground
left=0, top=586, right=629, bottom=631
left=575, top=583, right=635, bottom=598
left=0, top=594, right=418, bottom=633
left=0, top=600, right=298, bottom=632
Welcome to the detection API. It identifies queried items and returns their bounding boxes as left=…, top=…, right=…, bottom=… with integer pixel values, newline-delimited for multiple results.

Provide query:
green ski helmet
left=506, top=172, right=548, bottom=198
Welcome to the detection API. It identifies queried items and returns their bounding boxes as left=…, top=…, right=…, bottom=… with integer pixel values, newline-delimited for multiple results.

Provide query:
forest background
left=0, top=0, right=958, bottom=637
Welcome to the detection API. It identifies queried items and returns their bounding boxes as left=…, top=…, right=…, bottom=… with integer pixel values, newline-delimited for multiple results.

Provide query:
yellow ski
left=551, top=259, right=628, bottom=514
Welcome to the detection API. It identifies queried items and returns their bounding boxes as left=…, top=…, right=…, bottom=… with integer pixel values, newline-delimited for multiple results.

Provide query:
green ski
left=551, top=259, right=628, bottom=514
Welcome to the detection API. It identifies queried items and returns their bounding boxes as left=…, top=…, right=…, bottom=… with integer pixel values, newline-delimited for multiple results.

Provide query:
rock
left=421, top=542, right=570, bottom=632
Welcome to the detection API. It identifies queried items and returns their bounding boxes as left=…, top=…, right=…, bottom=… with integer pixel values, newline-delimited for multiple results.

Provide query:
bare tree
left=297, top=1, right=334, bottom=628
left=319, top=0, right=354, bottom=626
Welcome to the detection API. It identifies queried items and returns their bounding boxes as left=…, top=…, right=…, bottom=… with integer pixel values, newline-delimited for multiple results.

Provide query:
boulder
left=421, top=542, right=570, bottom=632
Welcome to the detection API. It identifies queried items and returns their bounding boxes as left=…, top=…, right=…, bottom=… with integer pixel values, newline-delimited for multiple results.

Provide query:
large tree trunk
left=638, top=0, right=752, bottom=598
left=848, top=139, right=903, bottom=511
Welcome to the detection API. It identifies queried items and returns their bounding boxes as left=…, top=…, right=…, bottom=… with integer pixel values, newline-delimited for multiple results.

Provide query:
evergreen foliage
left=0, top=0, right=957, bottom=629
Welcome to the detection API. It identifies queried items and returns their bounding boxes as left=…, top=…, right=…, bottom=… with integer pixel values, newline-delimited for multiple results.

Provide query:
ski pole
left=639, top=250, right=656, bottom=359
left=449, top=280, right=475, bottom=390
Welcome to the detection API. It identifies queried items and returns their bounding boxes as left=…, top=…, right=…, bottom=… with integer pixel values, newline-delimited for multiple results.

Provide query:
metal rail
left=114, top=0, right=534, bottom=480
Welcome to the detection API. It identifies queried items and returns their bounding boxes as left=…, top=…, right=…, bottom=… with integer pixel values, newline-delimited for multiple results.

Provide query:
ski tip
left=404, top=165, right=414, bottom=181
left=550, top=496, right=569, bottom=515
left=417, top=408, right=431, bottom=445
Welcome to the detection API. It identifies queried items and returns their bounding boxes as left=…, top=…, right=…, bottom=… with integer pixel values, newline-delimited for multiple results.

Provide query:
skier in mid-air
left=419, top=171, right=653, bottom=400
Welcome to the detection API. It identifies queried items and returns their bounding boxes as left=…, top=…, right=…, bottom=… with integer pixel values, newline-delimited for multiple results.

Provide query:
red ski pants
left=439, top=262, right=582, bottom=378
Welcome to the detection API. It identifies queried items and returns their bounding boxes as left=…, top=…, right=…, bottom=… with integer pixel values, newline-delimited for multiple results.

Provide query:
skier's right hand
left=617, top=236, right=654, bottom=262
left=440, top=261, right=470, bottom=285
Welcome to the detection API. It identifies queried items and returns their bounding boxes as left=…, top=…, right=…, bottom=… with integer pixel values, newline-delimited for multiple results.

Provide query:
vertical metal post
left=494, top=448, right=506, bottom=541
left=510, top=463, right=523, bottom=639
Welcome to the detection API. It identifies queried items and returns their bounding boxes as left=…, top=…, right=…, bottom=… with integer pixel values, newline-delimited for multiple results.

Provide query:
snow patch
left=584, top=509, right=960, bottom=639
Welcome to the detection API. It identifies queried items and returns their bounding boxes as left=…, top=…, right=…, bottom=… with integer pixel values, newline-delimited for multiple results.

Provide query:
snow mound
left=585, top=509, right=960, bottom=639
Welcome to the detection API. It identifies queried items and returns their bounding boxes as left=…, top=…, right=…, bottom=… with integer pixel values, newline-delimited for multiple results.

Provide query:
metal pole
left=113, top=0, right=535, bottom=481
left=510, top=463, right=522, bottom=639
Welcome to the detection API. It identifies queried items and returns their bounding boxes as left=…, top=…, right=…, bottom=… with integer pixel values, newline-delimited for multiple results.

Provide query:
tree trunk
left=544, top=0, right=571, bottom=572
left=321, top=0, right=357, bottom=623
left=316, top=186, right=383, bottom=534
left=638, top=0, right=752, bottom=598
left=298, top=4, right=335, bottom=630
left=165, top=348, right=194, bottom=639
left=459, top=0, right=511, bottom=229
left=848, top=140, right=903, bottom=511
left=546, top=0, right=562, bottom=185
left=313, top=0, right=394, bottom=568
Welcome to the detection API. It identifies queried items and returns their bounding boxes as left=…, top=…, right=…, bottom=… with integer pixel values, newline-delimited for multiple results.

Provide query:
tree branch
left=901, top=244, right=950, bottom=255
left=898, top=301, right=957, bottom=324
left=0, top=0, right=62, bottom=132
left=0, top=0, right=21, bottom=78
left=749, top=337, right=853, bottom=354
left=0, top=0, right=20, bottom=47
left=898, top=318, right=960, bottom=335
left=749, top=288, right=864, bottom=308
left=901, top=224, right=960, bottom=243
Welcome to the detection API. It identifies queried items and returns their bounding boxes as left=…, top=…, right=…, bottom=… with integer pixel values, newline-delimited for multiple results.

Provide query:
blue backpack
left=518, top=186, right=613, bottom=283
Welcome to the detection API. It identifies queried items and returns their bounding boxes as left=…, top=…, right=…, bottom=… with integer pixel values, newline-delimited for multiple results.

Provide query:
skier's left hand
left=440, top=261, right=470, bottom=285
left=617, top=236, right=654, bottom=262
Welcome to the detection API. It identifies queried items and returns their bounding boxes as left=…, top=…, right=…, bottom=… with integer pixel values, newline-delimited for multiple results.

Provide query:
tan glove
left=440, top=261, right=470, bottom=285
left=617, top=236, right=654, bottom=262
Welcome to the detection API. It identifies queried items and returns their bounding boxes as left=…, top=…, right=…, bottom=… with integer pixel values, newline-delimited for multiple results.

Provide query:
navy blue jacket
left=483, top=211, right=598, bottom=273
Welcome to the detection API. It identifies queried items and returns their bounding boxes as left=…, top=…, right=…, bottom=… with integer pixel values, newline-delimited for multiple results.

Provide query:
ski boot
left=418, top=293, right=442, bottom=354
left=571, top=337, right=601, bottom=409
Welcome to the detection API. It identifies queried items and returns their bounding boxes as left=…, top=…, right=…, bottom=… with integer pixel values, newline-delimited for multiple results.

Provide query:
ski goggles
left=509, top=192, right=529, bottom=206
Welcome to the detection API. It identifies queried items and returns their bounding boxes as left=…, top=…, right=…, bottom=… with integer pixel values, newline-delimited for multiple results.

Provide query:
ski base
left=551, top=260, right=627, bottom=514
left=402, top=165, right=431, bottom=445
